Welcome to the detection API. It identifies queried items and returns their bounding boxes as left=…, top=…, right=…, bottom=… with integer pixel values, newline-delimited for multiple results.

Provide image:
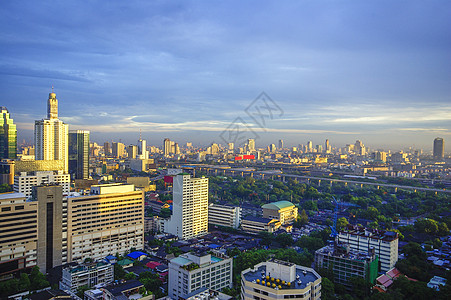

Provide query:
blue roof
left=127, top=251, right=147, bottom=259
left=208, top=244, right=220, bottom=249
left=106, top=255, right=117, bottom=260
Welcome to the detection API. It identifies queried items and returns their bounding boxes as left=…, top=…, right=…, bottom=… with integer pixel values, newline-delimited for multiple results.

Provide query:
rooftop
left=243, top=260, right=320, bottom=291
left=262, top=201, right=295, bottom=210
left=340, top=224, right=399, bottom=241
left=315, top=244, right=377, bottom=262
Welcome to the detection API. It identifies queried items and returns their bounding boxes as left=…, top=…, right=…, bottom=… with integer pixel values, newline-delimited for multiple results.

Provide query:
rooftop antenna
left=52, top=85, right=54, bottom=92
left=139, top=128, right=142, bottom=140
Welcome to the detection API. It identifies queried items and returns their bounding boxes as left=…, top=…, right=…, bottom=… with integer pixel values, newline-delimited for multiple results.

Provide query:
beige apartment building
left=67, top=184, right=144, bottom=262
left=0, top=192, right=38, bottom=279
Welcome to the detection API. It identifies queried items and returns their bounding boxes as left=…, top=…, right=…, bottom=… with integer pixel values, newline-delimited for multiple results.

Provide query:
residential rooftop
left=242, top=259, right=320, bottom=290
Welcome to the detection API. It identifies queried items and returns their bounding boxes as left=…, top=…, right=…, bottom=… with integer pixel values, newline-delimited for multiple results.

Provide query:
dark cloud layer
left=1, top=0, right=450, bottom=150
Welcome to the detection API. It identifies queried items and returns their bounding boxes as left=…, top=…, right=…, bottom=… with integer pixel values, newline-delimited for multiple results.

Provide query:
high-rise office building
left=68, top=130, right=90, bottom=179
left=0, top=107, right=17, bottom=159
left=138, top=138, right=149, bottom=159
left=34, top=185, right=65, bottom=273
left=278, top=139, right=284, bottom=149
left=247, top=139, right=256, bottom=152
left=164, top=138, right=174, bottom=157
left=34, top=92, right=69, bottom=173
left=111, top=142, right=125, bottom=158
left=307, top=141, right=313, bottom=152
left=228, top=142, right=234, bottom=151
left=355, top=140, right=366, bottom=156
left=433, top=138, right=444, bottom=160
left=325, top=139, right=330, bottom=153
left=103, top=142, right=110, bottom=156
left=127, top=145, right=138, bottom=159
left=67, top=184, right=144, bottom=262
left=165, top=174, right=208, bottom=240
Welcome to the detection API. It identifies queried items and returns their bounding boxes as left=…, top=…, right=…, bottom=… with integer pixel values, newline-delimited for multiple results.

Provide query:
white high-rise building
left=168, top=251, right=232, bottom=299
left=34, top=92, right=69, bottom=173
left=165, top=174, right=208, bottom=240
left=138, top=138, right=149, bottom=159
left=338, top=225, right=399, bottom=272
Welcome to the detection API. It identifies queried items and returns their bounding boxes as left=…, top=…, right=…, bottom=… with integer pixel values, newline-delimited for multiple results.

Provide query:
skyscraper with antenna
left=34, top=89, right=69, bottom=173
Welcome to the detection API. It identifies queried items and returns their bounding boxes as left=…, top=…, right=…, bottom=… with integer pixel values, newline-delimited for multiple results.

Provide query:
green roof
left=262, top=201, right=295, bottom=210
left=117, top=258, right=134, bottom=266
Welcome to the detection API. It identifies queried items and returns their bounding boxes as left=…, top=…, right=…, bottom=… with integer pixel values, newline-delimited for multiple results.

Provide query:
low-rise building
left=241, top=259, right=322, bottom=300
left=168, top=251, right=233, bottom=299
left=59, top=261, right=114, bottom=293
left=314, top=242, right=379, bottom=288
left=262, top=201, right=298, bottom=225
left=427, top=276, right=447, bottom=291
left=14, top=170, right=70, bottom=198
left=241, top=216, right=281, bottom=234
left=208, top=204, right=241, bottom=229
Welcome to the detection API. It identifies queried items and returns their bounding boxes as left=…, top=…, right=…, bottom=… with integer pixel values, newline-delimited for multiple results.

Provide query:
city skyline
left=1, top=1, right=450, bottom=150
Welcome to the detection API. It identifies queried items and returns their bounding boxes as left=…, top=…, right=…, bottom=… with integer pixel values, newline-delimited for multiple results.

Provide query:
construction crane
left=330, top=196, right=339, bottom=238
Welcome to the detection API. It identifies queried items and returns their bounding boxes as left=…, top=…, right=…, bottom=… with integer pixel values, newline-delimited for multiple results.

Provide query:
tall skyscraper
left=164, top=138, right=175, bottom=157
left=278, top=139, right=284, bottom=149
left=69, top=130, right=90, bottom=179
left=112, top=142, right=125, bottom=158
left=325, top=139, right=330, bottom=153
left=0, top=107, right=17, bottom=159
left=127, top=145, right=138, bottom=159
left=103, top=142, right=111, bottom=156
left=138, top=138, right=149, bottom=159
left=247, top=139, right=255, bottom=152
left=166, top=174, right=208, bottom=240
left=307, top=141, right=313, bottom=152
left=433, top=138, right=444, bottom=160
left=34, top=92, right=69, bottom=173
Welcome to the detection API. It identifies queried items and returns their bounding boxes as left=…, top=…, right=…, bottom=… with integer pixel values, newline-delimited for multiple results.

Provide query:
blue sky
left=1, top=0, right=450, bottom=151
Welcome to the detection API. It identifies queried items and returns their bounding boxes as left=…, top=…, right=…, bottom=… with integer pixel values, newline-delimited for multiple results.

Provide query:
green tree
left=125, top=273, right=137, bottom=280
left=337, top=217, right=349, bottom=231
left=114, top=263, right=126, bottom=280
left=275, top=233, right=294, bottom=248
left=77, top=285, right=90, bottom=298
left=29, top=266, right=49, bottom=290
left=321, top=277, right=335, bottom=300
left=159, top=207, right=172, bottom=218
left=18, top=273, right=31, bottom=291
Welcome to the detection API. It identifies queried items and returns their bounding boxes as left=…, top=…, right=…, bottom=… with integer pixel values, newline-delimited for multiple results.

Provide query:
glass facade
left=68, top=130, right=90, bottom=179
left=0, top=107, right=17, bottom=159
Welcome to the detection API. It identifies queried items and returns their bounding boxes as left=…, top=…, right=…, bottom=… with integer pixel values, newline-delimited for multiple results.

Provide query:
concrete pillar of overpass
left=330, top=181, right=333, bottom=187
left=318, top=179, right=321, bottom=186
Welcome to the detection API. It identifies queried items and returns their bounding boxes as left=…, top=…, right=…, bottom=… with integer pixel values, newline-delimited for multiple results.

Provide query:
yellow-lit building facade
left=67, top=184, right=144, bottom=262
left=262, top=201, right=298, bottom=225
